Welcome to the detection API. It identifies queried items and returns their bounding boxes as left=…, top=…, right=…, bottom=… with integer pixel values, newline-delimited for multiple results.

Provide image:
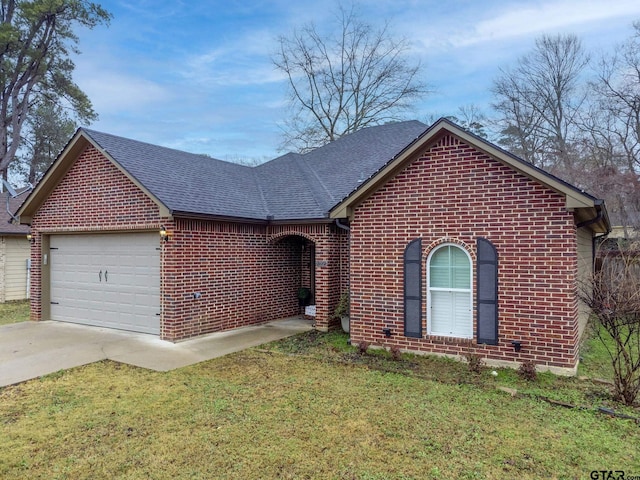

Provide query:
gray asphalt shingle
left=83, top=129, right=268, bottom=219
left=1, top=190, right=31, bottom=235
left=81, top=121, right=429, bottom=221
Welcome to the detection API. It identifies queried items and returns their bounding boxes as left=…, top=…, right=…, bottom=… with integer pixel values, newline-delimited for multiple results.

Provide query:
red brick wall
left=325, top=226, right=350, bottom=328
left=161, top=219, right=303, bottom=340
left=33, top=148, right=162, bottom=229
left=300, top=240, right=313, bottom=296
left=349, top=134, right=580, bottom=371
left=28, top=144, right=349, bottom=339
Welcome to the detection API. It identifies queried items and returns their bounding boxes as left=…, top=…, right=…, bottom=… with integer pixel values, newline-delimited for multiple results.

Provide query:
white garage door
left=50, top=232, right=160, bottom=334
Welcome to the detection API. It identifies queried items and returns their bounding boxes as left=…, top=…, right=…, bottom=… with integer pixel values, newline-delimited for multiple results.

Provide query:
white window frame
left=427, top=243, right=473, bottom=339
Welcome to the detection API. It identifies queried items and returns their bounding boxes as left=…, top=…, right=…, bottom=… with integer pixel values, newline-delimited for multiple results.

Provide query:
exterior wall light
left=511, top=340, right=522, bottom=352
left=160, top=226, right=169, bottom=242
left=26, top=233, right=33, bottom=243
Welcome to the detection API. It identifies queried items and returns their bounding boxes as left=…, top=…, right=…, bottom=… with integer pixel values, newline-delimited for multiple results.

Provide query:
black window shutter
left=404, top=238, right=422, bottom=338
left=477, top=238, right=498, bottom=345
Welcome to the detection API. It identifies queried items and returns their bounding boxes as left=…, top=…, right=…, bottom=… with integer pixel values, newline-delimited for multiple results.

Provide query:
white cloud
left=451, top=0, right=640, bottom=47
left=75, top=69, right=170, bottom=113
left=181, top=30, right=287, bottom=87
left=183, top=57, right=285, bottom=87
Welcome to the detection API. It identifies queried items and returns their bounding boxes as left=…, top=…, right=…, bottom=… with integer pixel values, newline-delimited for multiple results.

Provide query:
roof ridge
left=81, top=127, right=251, bottom=168
left=251, top=167, right=270, bottom=219
left=297, top=152, right=337, bottom=207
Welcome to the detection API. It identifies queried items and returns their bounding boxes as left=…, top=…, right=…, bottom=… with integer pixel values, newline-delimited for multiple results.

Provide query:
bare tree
left=273, top=4, right=428, bottom=152
left=448, top=104, right=490, bottom=139
left=587, top=21, right=640, bottom=175
left=0, top=0, right=111, bottom=180
left=223, top=153, right=271, bottom=167
left=572, top=22, right=640, bottom=229
left=492, top=34, right=589, bottom=169
left=580, top=246, right=640, bottom=406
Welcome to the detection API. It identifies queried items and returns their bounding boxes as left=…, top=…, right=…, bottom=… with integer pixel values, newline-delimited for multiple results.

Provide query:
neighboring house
left=0, top=190, right=31, bottom=303
left=602, top=225, right=638, bottom=243
left=596, top=225, right=639, bottom=273
left=17, top=119, right=610, bottom=374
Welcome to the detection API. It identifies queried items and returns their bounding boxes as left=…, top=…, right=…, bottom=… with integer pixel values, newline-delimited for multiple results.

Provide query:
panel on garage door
left=50, top=232, right=160, bottom=334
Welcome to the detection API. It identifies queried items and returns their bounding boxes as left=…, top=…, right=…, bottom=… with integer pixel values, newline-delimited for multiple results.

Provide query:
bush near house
left=580, top=249, right=640, bottom=405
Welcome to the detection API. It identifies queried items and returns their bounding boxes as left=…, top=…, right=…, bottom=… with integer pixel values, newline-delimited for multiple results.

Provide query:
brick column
left=313, top=236, right=331, bottom=331
left=313, top=225, right=347, bottom=331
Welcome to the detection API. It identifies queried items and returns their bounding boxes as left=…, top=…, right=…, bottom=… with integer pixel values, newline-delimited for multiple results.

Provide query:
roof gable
left=329, top=118, right=610, bottom=233
left=18, top=130, right=170, bottom=223
left=18, top=128, right=270, bottom=223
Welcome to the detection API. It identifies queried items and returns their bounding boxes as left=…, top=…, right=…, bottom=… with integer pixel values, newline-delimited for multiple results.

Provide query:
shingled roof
left=0, top=189, right=30, bottom=235
left=18, top=118, right=609, bottom=232
left=80, top=121, right=428, bottom=221
left=82, top=129, right=268, bottom=220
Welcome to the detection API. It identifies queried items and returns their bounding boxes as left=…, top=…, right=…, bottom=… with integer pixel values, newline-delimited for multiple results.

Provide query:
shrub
left=334, top=289, right=350, bottom=318
left=464, top=350, right=485, bottom=374
left=390, top=345, right=402, bottom=361
left=518, top=360, right=538, bottom=381
left=579, top=247, right=640, bottom=405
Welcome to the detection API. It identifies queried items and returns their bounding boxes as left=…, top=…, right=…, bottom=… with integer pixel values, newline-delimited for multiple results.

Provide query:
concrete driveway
left=0, top=317, right=313, bottom=387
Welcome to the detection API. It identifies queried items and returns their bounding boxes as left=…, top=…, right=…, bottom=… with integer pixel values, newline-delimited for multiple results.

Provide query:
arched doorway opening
left=271, top=234, right=318, bottom=319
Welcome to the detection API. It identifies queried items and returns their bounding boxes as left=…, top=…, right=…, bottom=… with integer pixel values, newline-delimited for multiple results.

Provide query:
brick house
left=17, top=118, right=609, bottom=373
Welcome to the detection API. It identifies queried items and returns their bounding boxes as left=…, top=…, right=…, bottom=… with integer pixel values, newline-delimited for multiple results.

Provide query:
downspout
left=335, top=218, right=350, bottom=232
left=335, top=218, right=351, bottom=340
left=575, top=201, right=610, bottom=272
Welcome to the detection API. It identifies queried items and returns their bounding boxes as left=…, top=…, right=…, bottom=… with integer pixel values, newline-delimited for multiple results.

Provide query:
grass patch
left=1, top=330, right=639, bottom=479
left=266, top=331, right=635, bottom=411
left=579, top=325, right=616, bottom=380
left=0, top=300, right=29, bottom=326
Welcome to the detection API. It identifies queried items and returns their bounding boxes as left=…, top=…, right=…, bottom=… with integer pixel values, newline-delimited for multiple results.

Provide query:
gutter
left=171, top=211, right=338, bottom=226
left=576, top=201, right=610, bottom=234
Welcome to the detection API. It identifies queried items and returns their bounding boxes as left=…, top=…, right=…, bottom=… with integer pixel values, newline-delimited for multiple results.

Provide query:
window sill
left=425, top=334, right=474, bottom=345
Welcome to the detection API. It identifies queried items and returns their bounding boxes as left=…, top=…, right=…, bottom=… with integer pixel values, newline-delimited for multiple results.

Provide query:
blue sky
left=71, top=0, right=640, bottom=162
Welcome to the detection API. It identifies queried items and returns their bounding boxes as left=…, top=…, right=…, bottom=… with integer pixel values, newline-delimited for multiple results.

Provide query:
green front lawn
left=0, top=300, right=29, bottom=326
left=1, top=330, right=638, bottom=479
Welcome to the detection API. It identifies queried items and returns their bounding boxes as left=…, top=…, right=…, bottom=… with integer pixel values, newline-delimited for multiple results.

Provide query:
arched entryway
left=267, top=224, right=349, bottom=331
left=269, top=233, right=319, bottom=321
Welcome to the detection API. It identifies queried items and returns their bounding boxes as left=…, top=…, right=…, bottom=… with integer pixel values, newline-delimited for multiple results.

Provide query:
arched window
left=427, top=244, right=472, bottom=338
